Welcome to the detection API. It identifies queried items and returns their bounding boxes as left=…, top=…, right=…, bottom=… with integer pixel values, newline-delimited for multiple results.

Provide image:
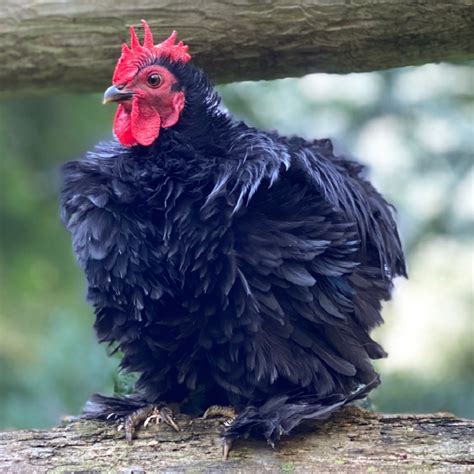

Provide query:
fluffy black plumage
left=61, top=58, right=406, bottom=444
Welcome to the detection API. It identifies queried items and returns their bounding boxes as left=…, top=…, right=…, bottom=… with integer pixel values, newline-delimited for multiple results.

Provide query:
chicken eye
left=147, top=73, right=162, bottom=88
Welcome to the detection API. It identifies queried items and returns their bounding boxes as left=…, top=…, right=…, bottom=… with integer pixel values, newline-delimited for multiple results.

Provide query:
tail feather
left=225, top=376, right=380, bottom=443
left=82, top=393, right=149, bottom=421
left=81, top=377, right=379, bottom=444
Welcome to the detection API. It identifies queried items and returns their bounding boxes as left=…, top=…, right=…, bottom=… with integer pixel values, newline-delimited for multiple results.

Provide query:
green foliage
left=280, top=462, right=295, bottom=472
left=113, top=367, right=139, bottom=396
left=0, top=64, right=472, bottom=429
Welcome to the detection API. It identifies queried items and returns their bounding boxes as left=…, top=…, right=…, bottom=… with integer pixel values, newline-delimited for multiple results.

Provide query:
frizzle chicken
left=61, top=20, right=406, bottom=455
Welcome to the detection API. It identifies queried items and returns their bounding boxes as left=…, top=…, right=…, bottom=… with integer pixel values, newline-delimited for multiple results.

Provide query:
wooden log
left=1, top=407, right=473, bottom=472
left=0, top=0, right=473, bottom=94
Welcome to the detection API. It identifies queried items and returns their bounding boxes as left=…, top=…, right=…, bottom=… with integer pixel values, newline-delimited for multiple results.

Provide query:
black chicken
left=61, top=20, right=406, bottom=454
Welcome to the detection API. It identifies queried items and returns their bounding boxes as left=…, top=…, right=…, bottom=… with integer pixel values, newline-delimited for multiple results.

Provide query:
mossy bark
left=1, top=0, right=473, bottom=94
left=1, top=407, right=473, bottom=472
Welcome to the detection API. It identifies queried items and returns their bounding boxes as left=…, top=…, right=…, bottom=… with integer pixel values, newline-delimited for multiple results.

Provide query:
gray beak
left=103, top=85, right=134, bottom=104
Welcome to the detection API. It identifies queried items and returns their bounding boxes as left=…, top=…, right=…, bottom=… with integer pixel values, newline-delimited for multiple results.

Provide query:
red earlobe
left=161, top=92, right=185, bottom=128
left=131, top=97, right=162, bottom=146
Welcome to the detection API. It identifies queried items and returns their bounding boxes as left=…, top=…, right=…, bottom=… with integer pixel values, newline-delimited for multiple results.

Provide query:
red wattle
left=131, top=97, right=162, bottom=146
left=113, top=104, right=136, bottom=147
left=113, top=98, right=163, bottom=147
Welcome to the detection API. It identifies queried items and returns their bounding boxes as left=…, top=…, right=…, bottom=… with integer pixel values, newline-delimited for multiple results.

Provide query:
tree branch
left=1, top=0, right=473, bottom=94
left=1, top=408, right=473, bottom=471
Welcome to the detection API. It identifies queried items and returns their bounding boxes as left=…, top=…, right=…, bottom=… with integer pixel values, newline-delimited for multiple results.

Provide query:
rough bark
left=1, top=0, right=473, bottom=94
left=1, top=407, right=473, bottom=472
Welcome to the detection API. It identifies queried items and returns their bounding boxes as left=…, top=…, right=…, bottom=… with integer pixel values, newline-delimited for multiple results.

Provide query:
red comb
left=113, top=20, right=191, bottom=84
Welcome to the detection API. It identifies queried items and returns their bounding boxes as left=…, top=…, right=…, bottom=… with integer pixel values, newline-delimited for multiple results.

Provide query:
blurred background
left=0, top=63, right=473, bottom=429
